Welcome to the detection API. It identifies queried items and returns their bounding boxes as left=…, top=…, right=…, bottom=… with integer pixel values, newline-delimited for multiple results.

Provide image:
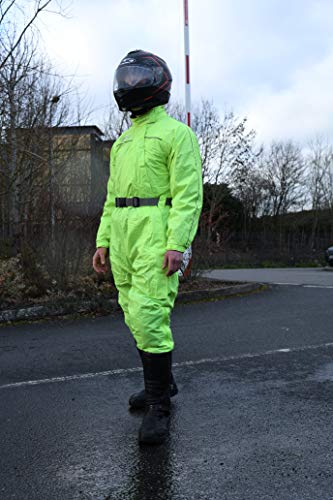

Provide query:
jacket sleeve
left=166, top=125, right=203, bottom=252
left=96, top=145, right=116, bottom=249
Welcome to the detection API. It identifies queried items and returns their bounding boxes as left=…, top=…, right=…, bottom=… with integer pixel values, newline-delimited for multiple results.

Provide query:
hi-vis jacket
left=96, top=105, right=203, bottom=353
left=96, top=105, right=203, bottom=252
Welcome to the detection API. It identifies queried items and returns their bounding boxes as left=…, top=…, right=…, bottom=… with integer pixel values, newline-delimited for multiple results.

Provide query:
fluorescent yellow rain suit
left=96, top=106, right=203, bottom=353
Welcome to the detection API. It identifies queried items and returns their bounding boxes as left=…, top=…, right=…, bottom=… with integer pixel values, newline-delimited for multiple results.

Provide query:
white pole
left=184, top=0, right=191, bottom=127
left=181, top=0, right=193, bottom=277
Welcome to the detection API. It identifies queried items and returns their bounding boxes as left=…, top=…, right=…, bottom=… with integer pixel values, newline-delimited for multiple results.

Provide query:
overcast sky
left=41, top=0, right=333, bottom=144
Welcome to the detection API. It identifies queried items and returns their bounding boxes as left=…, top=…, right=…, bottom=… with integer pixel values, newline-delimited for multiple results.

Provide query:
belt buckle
left=116, top=198, right=126, bottom=207
left=132, top=197, right=140, bottom=207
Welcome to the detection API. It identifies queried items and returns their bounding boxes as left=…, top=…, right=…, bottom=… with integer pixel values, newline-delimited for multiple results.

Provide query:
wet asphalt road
left=1, top=284, right=333, bottom=500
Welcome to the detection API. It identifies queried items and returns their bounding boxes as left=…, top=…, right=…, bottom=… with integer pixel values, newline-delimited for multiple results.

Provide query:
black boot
left=129, top=349, right=178, bottom=410
left=129, top=374, right=178, bottom=410
left=138, top=350, right=172, bottom=445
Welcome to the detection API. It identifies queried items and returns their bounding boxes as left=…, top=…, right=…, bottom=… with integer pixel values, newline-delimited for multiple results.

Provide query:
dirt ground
left=0, top=256, right=233, bottom=311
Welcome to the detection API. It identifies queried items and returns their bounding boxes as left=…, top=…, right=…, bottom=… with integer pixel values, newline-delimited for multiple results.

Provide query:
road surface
left=1, top=283, right=332, bottom=499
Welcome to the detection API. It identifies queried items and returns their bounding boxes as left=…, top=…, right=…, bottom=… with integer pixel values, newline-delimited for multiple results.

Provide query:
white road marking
left=303, top=285, right=333, bottom=289
left=1, top=342, right=333, bottom=391
left=273, top=283, right=299, bottom=286
left=273, top=283, right=333, bottom=288
left=0, top=366, right=143, bottom=390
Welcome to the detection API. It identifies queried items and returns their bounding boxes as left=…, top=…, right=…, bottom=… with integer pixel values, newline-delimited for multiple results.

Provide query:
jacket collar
left=130, top=106, right=167, bottom=126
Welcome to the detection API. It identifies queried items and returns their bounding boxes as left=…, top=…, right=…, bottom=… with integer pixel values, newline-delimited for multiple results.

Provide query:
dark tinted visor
left=113, top=66, right=155, bottom=92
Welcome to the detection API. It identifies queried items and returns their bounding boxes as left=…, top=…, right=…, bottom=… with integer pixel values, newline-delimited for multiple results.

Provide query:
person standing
left=93, top=50, right=203, bottom=445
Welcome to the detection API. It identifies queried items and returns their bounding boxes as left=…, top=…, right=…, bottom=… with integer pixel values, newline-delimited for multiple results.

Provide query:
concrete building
left=0, top=124, right=113, bottom=241
left=49, top=125, right=113, bottom=217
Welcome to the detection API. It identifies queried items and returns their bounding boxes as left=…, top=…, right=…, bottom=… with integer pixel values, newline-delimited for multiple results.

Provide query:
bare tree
left=0, top=0, right=66, bottom=70
left=190, top=100, right=221, bottom=183
left=260, top=141, right=306, bottom=217
left=102, top=102, right=131, bottom=140
left=307, top=137, right=333, bottom=247
left=0, top=36, right=78, bottom=245
left=195, top=101, right=256, bottom=249
left=166, top=100, right=186, bottom=123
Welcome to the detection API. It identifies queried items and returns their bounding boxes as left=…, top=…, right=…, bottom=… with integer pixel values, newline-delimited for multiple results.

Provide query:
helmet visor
left=113, top=66, right=155, bottom=92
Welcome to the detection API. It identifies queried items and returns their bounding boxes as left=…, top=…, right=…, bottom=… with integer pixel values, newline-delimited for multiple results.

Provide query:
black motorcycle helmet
left=113, top=50, right=172, bottom=113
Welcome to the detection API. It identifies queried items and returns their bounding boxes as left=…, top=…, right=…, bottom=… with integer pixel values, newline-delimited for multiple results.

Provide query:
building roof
left=14, top=125, right=105, bottom=138
left=52, top=125, right=104, bottom=137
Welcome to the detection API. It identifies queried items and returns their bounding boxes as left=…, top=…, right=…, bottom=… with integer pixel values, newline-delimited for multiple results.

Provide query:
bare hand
left=92, top=247, right=109, bottom=274
left=162, top=250, right=183, bottom=277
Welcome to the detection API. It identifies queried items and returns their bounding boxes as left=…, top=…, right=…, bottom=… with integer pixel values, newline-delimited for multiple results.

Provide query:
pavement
left=204, top=267, right=333, bottom=287
left=1, top=276, right=333, bottom=499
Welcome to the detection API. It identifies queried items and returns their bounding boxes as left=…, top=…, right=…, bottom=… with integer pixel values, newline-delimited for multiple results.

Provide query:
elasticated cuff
left=166, top=242, right=186, bottom=253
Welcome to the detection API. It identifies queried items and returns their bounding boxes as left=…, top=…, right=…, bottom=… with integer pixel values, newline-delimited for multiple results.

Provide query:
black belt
left=115, top=197, right=172, bottom=208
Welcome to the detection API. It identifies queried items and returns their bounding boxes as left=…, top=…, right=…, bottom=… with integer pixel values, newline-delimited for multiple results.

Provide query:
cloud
left=41, top=0, right=186, bottom=113
left=245, top=46, right=333, bottom=143
left=40, top=0, right=333, bottom=144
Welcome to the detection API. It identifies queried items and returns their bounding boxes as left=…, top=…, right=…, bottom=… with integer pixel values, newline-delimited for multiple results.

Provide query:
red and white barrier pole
left=184, top=0, right=191, bottom=127
left=181, top=0, right=193, bottom=277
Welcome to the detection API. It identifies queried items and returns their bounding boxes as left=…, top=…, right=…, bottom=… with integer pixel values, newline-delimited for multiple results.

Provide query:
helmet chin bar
left=130, top=106, right=153, bottom=117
